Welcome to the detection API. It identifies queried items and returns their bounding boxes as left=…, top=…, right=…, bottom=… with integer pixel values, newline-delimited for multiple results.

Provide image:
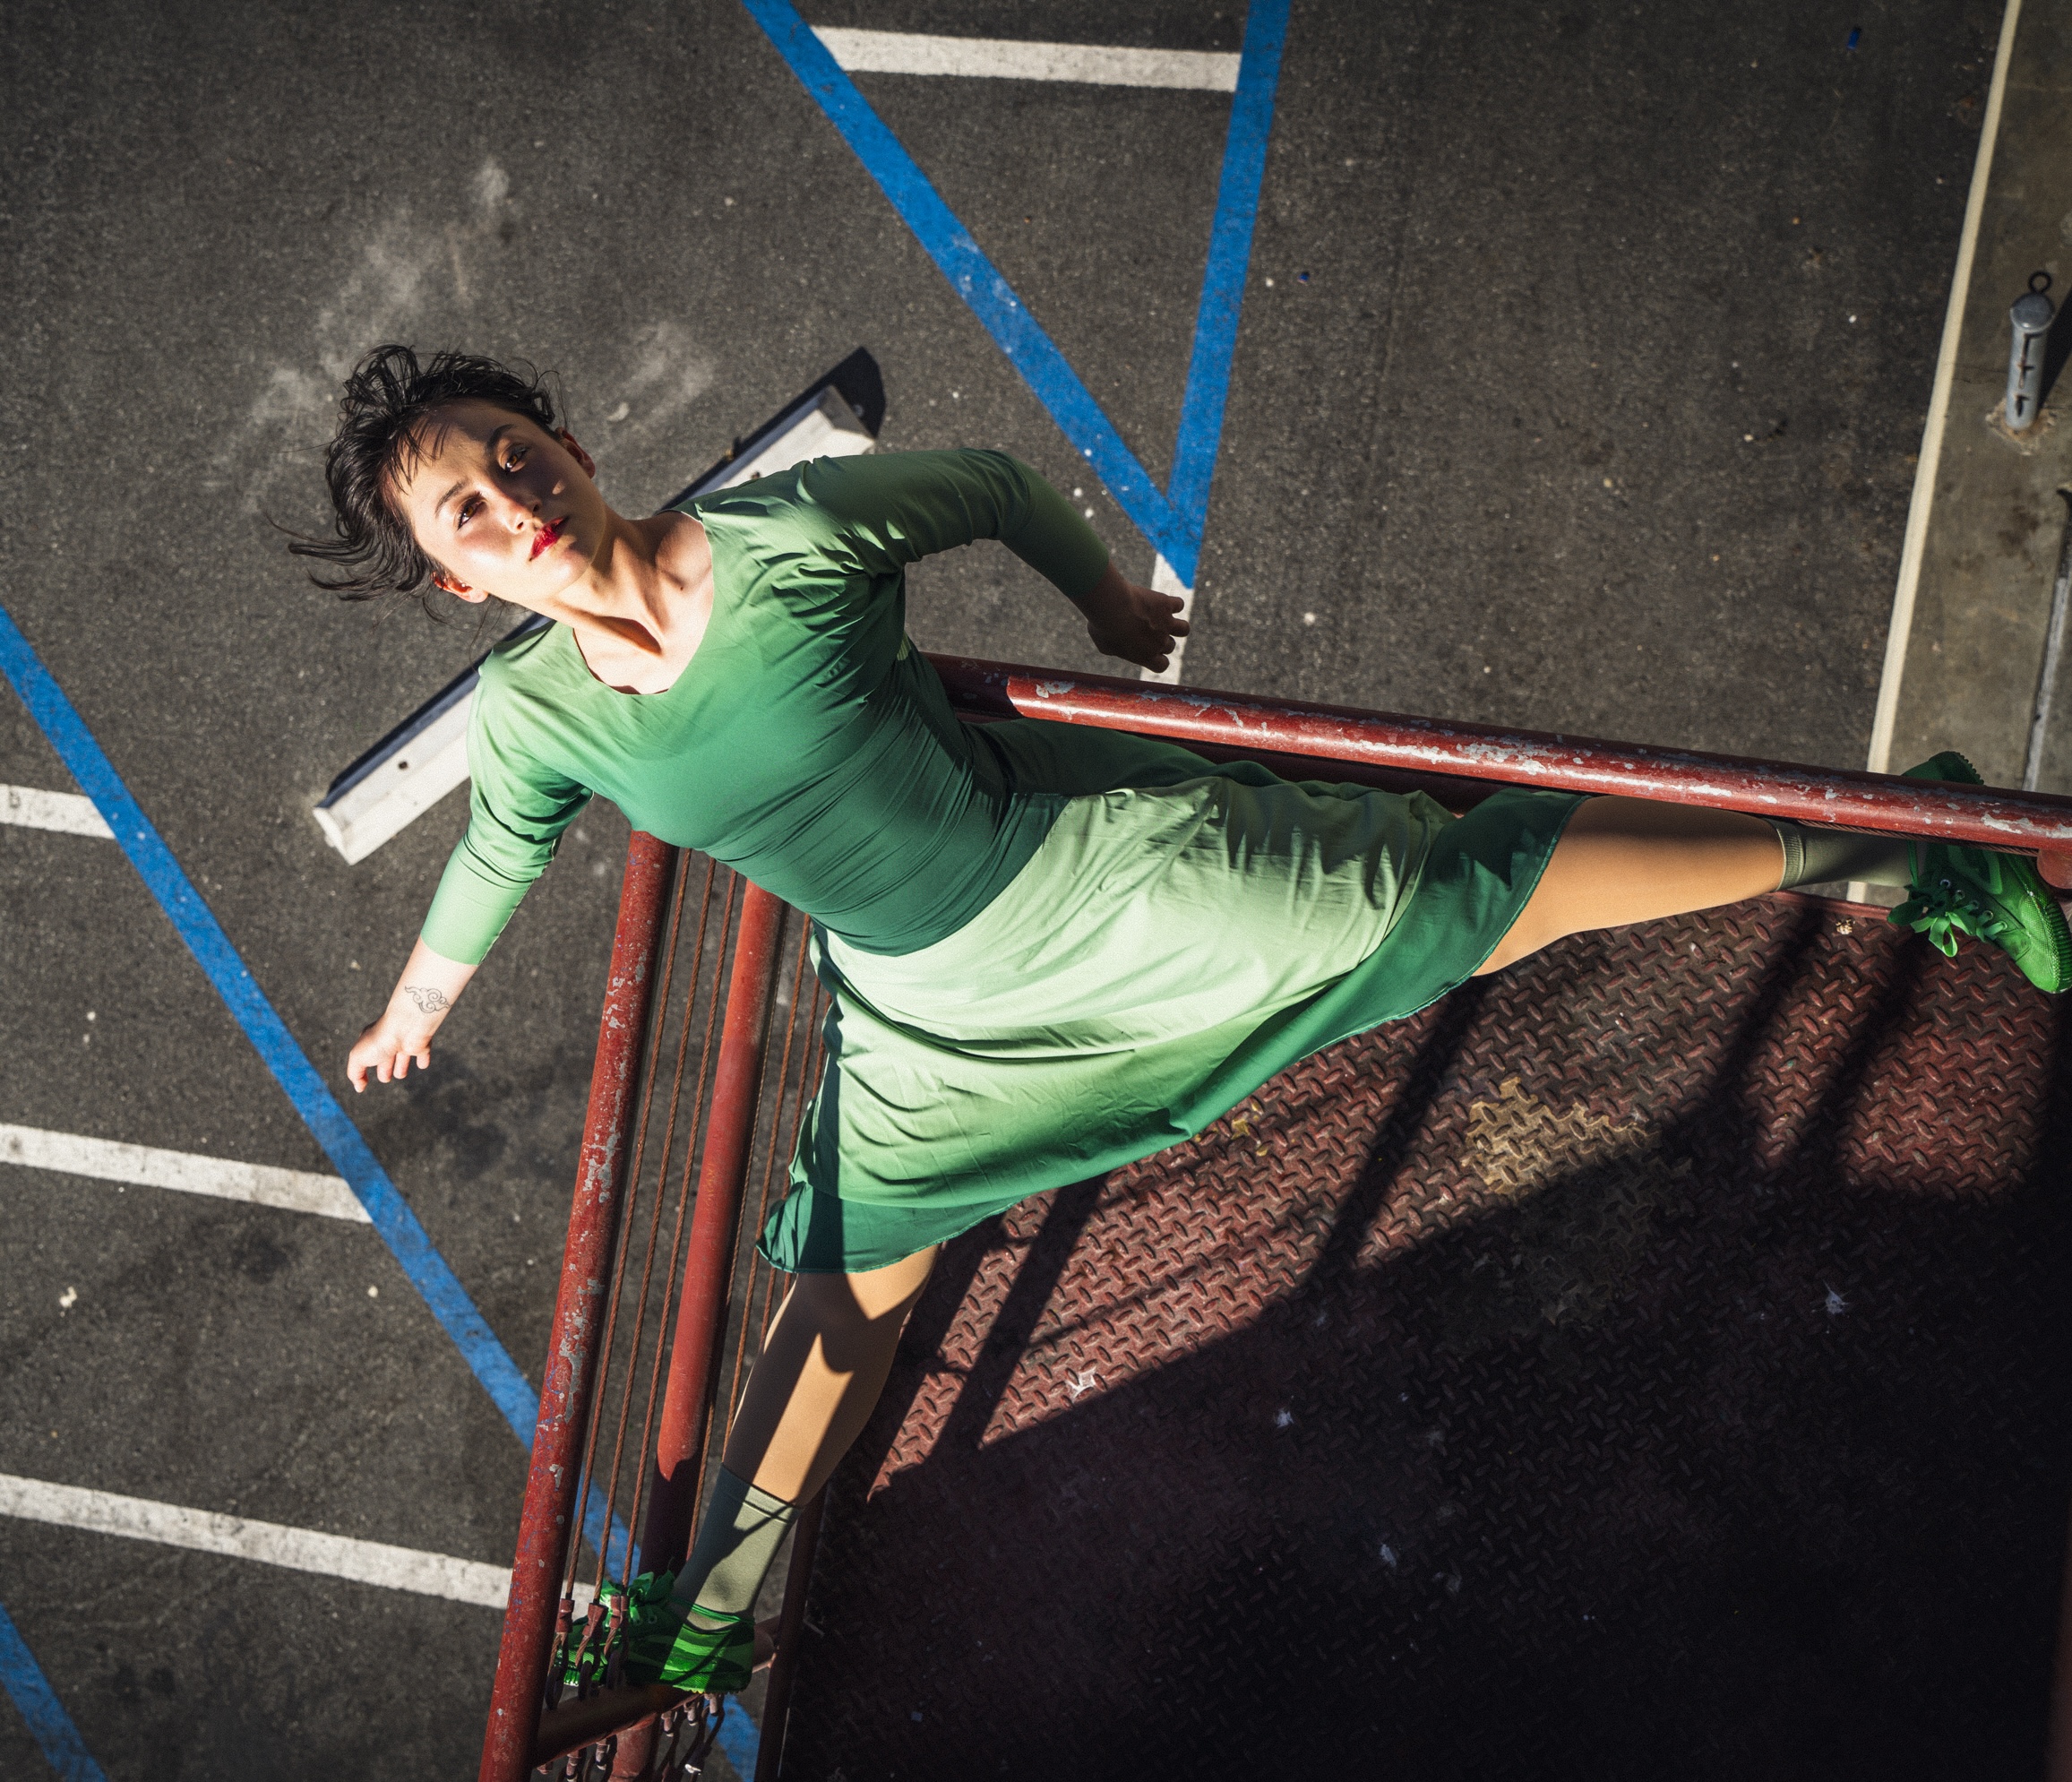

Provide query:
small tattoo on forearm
left=403, top=986, right=451, bottom=1014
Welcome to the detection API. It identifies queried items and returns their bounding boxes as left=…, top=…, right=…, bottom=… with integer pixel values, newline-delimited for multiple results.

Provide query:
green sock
left=1768, top=821, right=1916, bottom=891
left=668, top=1467, right=795, bottom=1627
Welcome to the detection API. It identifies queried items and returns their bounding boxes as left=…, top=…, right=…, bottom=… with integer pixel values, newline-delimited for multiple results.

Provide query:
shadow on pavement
left=787, top=897, right=2072, bottom=1782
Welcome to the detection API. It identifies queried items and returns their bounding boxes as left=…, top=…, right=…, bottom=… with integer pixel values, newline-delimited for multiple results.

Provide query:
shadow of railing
left=785, top=902, right=2072, bottom=1782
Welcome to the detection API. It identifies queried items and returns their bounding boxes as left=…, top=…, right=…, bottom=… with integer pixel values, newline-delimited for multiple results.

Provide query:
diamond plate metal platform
left=778, top=895, right=2072, bottom=1780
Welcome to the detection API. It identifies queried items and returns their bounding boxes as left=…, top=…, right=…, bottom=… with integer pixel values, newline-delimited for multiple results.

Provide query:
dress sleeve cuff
left=418, top=845, right=528, bottom=966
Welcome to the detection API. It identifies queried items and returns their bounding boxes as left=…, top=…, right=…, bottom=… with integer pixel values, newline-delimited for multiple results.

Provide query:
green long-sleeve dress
left=423, top=450, right=1578, bottom=1271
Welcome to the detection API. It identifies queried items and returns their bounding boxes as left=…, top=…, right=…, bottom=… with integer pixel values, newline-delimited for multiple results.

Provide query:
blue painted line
left=0, top=1600, right=107, bottom=1781
left=738, top=0, right=1198, bottom=573
left=716, top=1699, right=761, bottom=1775
left=744, top=1, right=1287, bottom=589
left=0, top=605, right=632, bottom=1576
left=0, top=608, right=533, bottom=1437
left=1166, top=0, right=1290, bottom=549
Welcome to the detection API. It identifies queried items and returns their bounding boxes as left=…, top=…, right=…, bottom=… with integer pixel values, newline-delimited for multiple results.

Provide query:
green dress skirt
left=759, top=761, right=1581, bottom=1274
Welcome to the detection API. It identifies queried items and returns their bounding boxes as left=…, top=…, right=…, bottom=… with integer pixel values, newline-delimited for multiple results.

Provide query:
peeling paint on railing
left=927, top=654, right=2072, bottom=860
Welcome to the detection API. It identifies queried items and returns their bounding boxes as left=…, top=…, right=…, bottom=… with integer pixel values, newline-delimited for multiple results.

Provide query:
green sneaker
left=1889, top=752, right=2072, bottom=993
left=620, top=1573, right=753, bottom=1695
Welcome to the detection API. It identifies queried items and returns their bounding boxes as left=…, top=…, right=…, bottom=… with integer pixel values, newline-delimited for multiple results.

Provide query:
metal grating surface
left=777, top=896, right=2072, bottom=1781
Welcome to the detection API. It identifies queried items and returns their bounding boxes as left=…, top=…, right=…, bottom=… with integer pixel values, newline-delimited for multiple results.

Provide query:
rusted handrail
left=479, top=867, right=802, bottom=1778
left=478, top=832, right=678, bottom=1782
left=931, top=655, right=2072, bottom=872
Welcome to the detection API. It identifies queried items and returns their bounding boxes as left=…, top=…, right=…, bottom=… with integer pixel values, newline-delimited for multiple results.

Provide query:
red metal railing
left=932, top=656, right=2072, bottom=874
left=483, top=663, right=2072, bottom=1782
left=480, top=848, right=830, bottom=1782
left=480, top=834, right=678, bottom=1782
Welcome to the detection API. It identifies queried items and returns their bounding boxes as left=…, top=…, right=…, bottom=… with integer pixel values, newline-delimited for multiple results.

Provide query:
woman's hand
left=348, top=1005, right=437, bottom=1091
left=347, top=939, right=477, bottom=1092
left=1077, top=562, right=1191, bottom=674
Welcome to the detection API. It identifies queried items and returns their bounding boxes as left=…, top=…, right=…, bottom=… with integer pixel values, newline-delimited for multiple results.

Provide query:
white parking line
left=0, top=1473, right=529, bottom=1609
left=1, top=784, right=111, bottom=839
left=0, top=1124, right=369, bottom=1223
left=1140, top=555, right=1196, bottom=685
left=811, top=27, right=1240, bottom=91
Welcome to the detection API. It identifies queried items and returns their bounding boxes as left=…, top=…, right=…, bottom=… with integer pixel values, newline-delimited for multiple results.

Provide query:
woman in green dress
left=305, top=347, right=2068, bottom=1695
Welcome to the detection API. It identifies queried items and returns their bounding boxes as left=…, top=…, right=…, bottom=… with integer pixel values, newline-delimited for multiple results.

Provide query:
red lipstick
left=530, top=520, right=563, bottom=561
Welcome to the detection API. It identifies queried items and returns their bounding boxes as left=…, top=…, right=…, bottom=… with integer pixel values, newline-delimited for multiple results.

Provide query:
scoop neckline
left=549, top=504, right=726, bottom=702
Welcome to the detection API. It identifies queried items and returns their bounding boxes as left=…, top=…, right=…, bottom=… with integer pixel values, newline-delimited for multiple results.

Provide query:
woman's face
left=389, top=399, right=608, bottom=609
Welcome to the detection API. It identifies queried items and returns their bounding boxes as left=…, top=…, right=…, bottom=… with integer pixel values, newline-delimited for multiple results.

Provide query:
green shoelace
left=1892, top=850, right=2021, bottom=960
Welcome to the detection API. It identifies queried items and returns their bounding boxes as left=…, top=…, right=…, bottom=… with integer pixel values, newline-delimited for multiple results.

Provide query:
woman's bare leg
left=646, top=1249, right=936, bottom=1670
left=719, top=1244, right=939, bottom=1504
left=1475, top=796, right=1784, bottom=977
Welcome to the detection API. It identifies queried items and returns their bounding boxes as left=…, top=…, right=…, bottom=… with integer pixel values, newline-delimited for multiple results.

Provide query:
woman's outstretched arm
left=347, top=936, right=478, bottom=1090
left=799, top=449, right=1191, bottom=670
left=1073, top=557, right=1189, bottom=674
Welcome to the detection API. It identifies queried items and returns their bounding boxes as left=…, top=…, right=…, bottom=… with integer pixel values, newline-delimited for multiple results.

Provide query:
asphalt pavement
left=0, top=0, right=1999, bottom=1775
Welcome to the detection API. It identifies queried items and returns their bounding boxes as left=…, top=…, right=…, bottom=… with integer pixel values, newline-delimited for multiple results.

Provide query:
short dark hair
left=289, top=344, right=561, bottom=603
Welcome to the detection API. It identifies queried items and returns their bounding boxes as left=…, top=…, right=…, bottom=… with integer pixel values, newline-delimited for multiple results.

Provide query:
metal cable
left=753, top=943, right=818, bottom=1348
left=561, top=846, right=692, bottom=1604
left=725, top=909, right=811, bottom=1435
left=762, top=982, right=830, bottom=1346
left=681, top=874, right=763, bottom=1543
left=622, top=868, right=738, bottom=1567
left=595, top=857, right=718, bottom=1590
